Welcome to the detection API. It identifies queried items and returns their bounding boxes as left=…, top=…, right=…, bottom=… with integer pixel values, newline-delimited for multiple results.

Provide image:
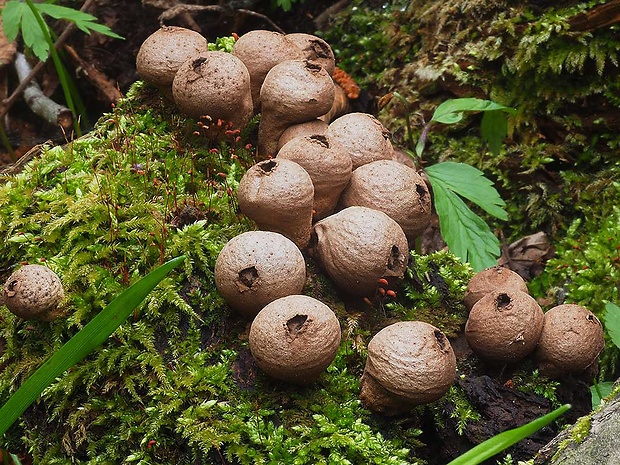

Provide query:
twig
left=14, top=52, right=73, bottom=129
left=62, top=43, right=123, bottom=106
left=0, top=0, right=97, bottom=123
left=158, top=3, right=285, bottom=33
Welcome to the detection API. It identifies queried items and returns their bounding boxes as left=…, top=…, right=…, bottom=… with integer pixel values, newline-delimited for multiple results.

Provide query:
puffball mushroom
left=214, top=231, right=306, bottom=318
left=258, top=59, right=335, bottom=157
left=465, top=289, right=544, bottom=364
left=338, top=159, right=432, bottom=242
left=277, top=119, right=328, bottom=151
left=172, top=52, right=253, bottom=136
left=232, top=30, right=303, bottom=112
left=285, top=33, right=335, bottom=75
left=535, top=304, right=604, bottom=378
left=325, top=112, right=394, bottom=169
left=136, top=26, right=208, bottom=98
left=311, top=206, right=409, bottom=297
left=3, top=264, right=65, bottom=320
left=237, top=158, right=315, bottom=249
left=277, top=134, right=352, bottom=220
left=360, top=321, right=456, bottom=415
left=463, top=265, right=529, bottom=311
left=249, top=294, right=341, bottom=384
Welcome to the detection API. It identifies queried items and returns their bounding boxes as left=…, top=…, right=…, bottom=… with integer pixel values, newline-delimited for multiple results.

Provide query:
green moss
left=0, top=82, right=439, bottom=464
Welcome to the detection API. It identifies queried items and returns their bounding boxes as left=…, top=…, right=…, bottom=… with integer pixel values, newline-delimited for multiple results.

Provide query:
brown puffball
left=338, top=160, right=432, bottom=242
left=277, top=119, right=328, bottom=152
left=285, top=33, right=335, bottom=75
left=360, top=321, right=456, bottom=415
left=277, top=134, right=352, bottom=220
left=237, top=159, right=315, bottom=249
left=172, top=52, right=253, bottom=135
left=136, top=26, right=208, bottom=98
left=325, top=113, right=394, bottom=169
left=465, top=289, right=544, bottom=364
left=3, top=264, right=65, bottom=320
left=214, top=231, right=306, bottom=318
left=463, top=266, right=529, bottom=311
left=535, top=304, right=604, bottom=378
left=232, top=30, right=303, bottom=112
left=258, top=59, right=335, bottom=157
left=311, top=206, right=409, bottom=297
left=249, top=294, right=341, bottom=384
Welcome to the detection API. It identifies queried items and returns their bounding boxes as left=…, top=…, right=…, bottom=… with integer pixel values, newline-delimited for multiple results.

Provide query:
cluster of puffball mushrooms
left=133, top=26, right=607, bottom=414
left=0, top=26, right=604, bottom=419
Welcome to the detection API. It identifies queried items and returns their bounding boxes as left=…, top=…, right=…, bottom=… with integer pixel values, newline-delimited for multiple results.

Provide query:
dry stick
left=14, top=52, right=73, bottom=129
left=0, top=0, right=97, bottom=123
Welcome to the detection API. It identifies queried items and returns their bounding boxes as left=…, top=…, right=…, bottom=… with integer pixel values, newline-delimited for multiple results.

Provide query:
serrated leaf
left=431, top=98, right=515, bottom=125
left=604, top=302, right=620, bottom=349
left=429, top=177, right=500, bottom=271
left=1, top=1, right=27, bottom=42
left=425, top=162, right=508, bottom=220
left=36, top=3, right=123, bottom=40
left=481, top=110, right=508, bottom=156
left=20, top=9, right=49, bottom=61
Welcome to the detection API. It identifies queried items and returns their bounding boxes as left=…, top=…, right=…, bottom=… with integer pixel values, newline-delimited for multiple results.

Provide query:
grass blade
left=0, top=255, right=185, bottom=436
left=447, top=404, right=571, bottom=465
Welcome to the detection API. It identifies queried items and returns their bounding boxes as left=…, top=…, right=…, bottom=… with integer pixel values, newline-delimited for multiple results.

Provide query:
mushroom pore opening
left=496, top=293, right=512, bottom=309
left=310, top=134, right=329, bottom=147
left=416, top=183, right=427, bottom=198
left=286, top=314, right=308, bottom=335
left=434, top=330, right=447, bottom=351
left=386, top=245, right=403, bottom=271
left=238, top=266, right=259, bottom=289
left=259, top=160, right=277, bottom=173
left=192, top=57, right=207, bottom=71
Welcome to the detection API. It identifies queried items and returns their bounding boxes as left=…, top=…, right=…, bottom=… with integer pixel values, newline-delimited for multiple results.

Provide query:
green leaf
left=591, top=381, right=615, bottom=409
left=0, top=255, right=185, bottom=437
left=481, top=110, right=508, bottom=156
left=431, top=98, right=515, bottom=125
left=19, top=7, right=50, bottom=62
left=429, top=178, right=500, bottom=271
left=604, top=302, right=620, bottom=349
left=1, top=1, right=27, bottom=42
left=447, top=404, right=571, bottom=465
left=36, top=3, right=124, bottom=40
left=425, top=162, right=507, bottom=220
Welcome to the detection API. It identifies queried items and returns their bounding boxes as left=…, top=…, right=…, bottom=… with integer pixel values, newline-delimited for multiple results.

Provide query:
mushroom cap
left=360, top=321, right=456, bottom=413
left=277, top=134, right=352, bottom=220
left=249, top=294, right=341, bottom=384
left=258, top=59, right=335, bottom=157
left=232, top=30, right=303, bottom=111
left=463, top=266, right=528, bottom=311
left=3, top=264, right=64, bottom=320
left=465, top=289, right=544, bottom=363
left=277, top=119, right=328, bottom=151
left=172, top=52, right=253, bottom=132
left=214, top=231, right=306, bottom=318
left=338, top=160, right=432, bottom=241
left=535, top=304, right=604, bottom=378
left=325, top=113, right=394, bottom=169
left=237, top=158, right=315, bottom=249
left=136, top=26, right=208, bottom=92
left=311, top=206, right=409, bottom=296
left=285, top=33, right=335, bottom=75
